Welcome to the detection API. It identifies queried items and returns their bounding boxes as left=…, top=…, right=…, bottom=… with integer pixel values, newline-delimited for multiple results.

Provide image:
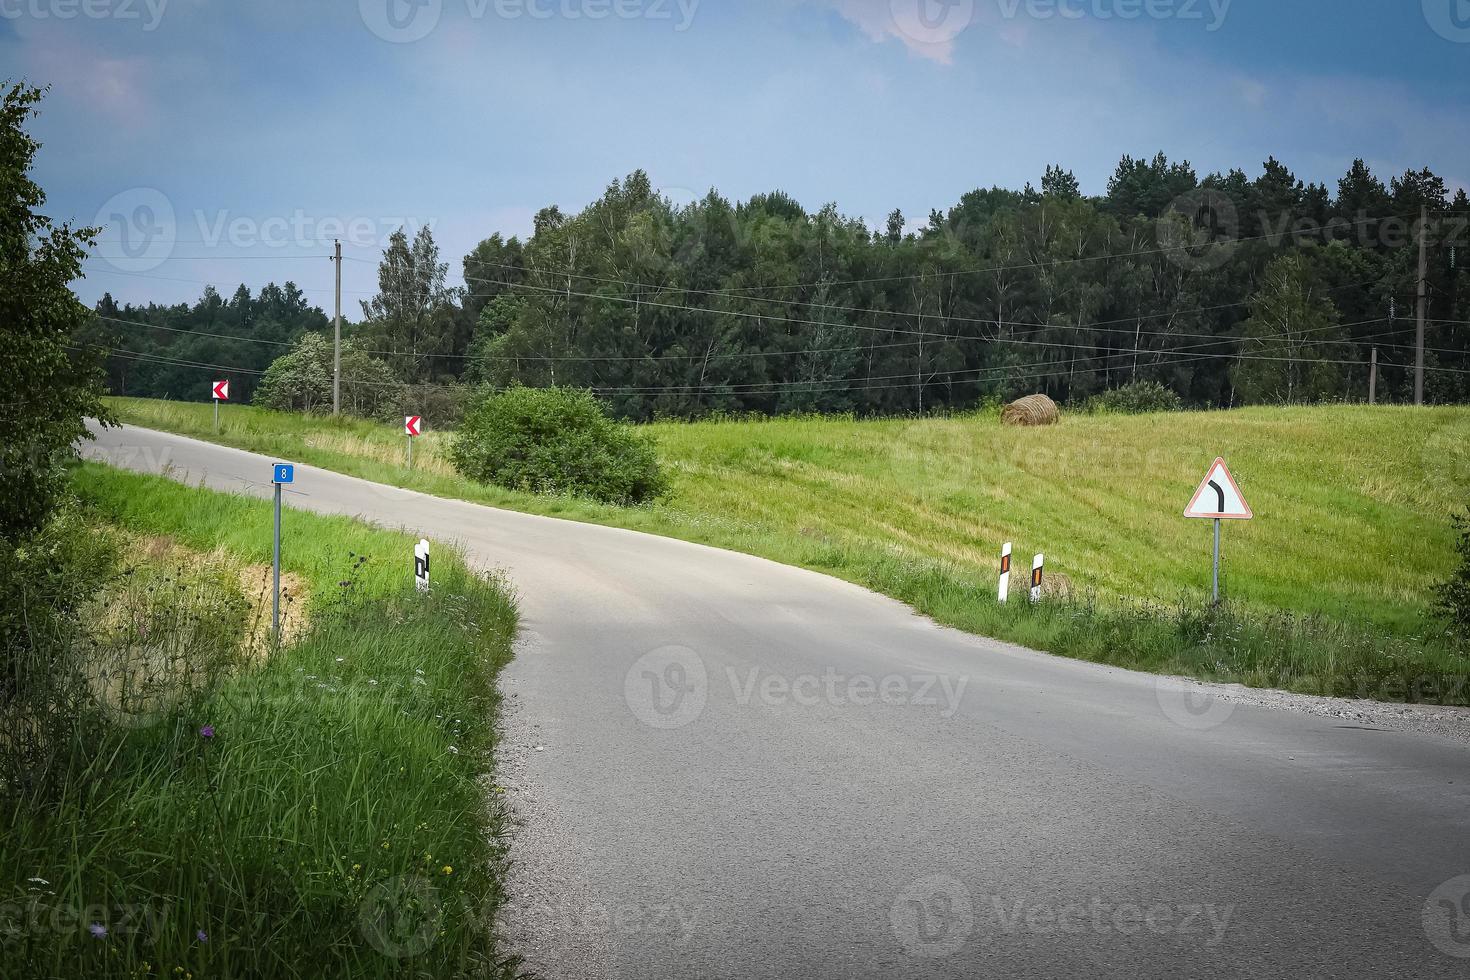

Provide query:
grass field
left=104, top=396, right=1470, bottom=698
left=3, top=464, right=520, bottom=978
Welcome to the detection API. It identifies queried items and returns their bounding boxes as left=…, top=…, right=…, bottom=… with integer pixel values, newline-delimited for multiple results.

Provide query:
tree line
left=85, top=155, right=1470, bottom=419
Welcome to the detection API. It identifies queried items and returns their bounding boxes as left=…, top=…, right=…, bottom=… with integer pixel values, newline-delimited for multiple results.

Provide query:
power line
left=447, top=256, right=1390, bottom=337
left=457, top=271, right=1411, bottom=355
left=79, top=312, right=1470, bottom=407
left=94, top=307, right=1449, bottom=368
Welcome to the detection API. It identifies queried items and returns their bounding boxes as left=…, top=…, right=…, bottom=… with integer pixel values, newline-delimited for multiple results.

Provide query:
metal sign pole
left=1186, top=458, right=1250, bottom=607
left=268, top=463, right=294, bottom=645
left=273, top=480, right=282, bottom=642
left=214, top=397, right=219, bottom=433
left=407, top=436, right=413, bottom=471
left=1212, top=518, right=1221, bottom=604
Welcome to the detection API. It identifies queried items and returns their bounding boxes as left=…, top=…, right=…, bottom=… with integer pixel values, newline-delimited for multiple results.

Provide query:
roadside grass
left=2, top=463, right=520, bottom=979
left=105, top=397, right=1470, bottom=700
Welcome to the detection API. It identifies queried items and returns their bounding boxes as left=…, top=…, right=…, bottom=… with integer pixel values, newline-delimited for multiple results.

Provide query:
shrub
left=450, top=387, right=667, bottom=505
left=253, top=333, right=402, bottom=419
left=3, top=84, right=114, bottom=544
left=0, top=502, right=117, bottom=794
left=1087, top=380, right=1184, bottom=415
left=1437, top=510, right=1470, bottom=641
left=393, top=380, right=473, bottom=429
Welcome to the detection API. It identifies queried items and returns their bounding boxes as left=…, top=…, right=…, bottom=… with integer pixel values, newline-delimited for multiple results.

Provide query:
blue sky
left=5, top=0, right=1468, bottom=310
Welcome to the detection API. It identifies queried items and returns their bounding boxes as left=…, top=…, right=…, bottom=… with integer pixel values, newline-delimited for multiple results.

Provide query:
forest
left=80, top=154, right=1470, bottom=420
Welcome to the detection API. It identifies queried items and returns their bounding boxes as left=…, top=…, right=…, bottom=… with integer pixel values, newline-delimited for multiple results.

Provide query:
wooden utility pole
left=1415, top=206, right=1427, bottom=406
left=333, top=239, right=342, bottom=416
left=1368, top=346, right=1377, bottom=404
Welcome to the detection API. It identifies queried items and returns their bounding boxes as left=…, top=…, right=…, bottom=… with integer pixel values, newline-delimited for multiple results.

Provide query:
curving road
left=85, top=424, right=1470, bottom=978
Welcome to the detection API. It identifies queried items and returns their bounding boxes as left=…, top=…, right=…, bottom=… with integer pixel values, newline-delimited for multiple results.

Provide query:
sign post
left=271, top=463, right=294, bottom=641
left=212, top=379, right=229, bottom=432
left=414, top=539, right=430, bottom=593
left=1029, top=553, right=1044, bottom=603
left=1183, top=457, right=1253, bottom=603
left=404, top=415, right=422, bottom=470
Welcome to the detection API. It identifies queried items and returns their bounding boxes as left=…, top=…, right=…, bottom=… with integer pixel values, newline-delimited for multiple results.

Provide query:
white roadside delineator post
left=414, top=539, right=430, bottom=594
left=1029, top=553, right=1044, bottom=604
left=998, top=542, right=1012, bottom=604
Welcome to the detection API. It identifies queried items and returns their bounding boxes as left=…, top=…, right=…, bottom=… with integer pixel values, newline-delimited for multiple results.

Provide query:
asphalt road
left=85, top=424, right=1470, bottom=979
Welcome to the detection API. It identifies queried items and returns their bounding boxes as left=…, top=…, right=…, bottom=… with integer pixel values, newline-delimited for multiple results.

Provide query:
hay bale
left=1001, top=393, right=1060, bottom=427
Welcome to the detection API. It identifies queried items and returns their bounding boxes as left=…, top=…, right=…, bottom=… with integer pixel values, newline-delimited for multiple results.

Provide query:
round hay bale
left=1001, top=393, right=1060, bottom=427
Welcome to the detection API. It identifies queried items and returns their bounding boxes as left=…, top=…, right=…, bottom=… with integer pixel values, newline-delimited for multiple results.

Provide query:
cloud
left=13, top=31, right=155, bottom=128
left=827, top=0, right=976, bottom=64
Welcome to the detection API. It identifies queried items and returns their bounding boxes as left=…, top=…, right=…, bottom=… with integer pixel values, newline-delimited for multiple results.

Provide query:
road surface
left=85, top=424, right=1470, bottom=979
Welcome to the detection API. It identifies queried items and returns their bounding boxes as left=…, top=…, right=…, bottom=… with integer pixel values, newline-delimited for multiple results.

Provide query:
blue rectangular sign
left=273, top=463, right=294, bottom=484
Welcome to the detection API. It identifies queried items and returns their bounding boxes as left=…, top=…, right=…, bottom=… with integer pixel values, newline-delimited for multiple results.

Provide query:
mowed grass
left=3, top=464, right=520, bottom=979
left=103, top=398, right=1470, bottom=699
left=107, top=396, right=1470, bottom=637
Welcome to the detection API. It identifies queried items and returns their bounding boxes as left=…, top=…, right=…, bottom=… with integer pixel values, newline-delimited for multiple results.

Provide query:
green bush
left=0, top=501, right=117, bottom=794
left=450, top=387, right=667, bottom=506
left=253, top=333, right=403, bottom=419
left=1086, top=380, right=1184, bottom=415
left=1437, top=510, right=1470, bottom=641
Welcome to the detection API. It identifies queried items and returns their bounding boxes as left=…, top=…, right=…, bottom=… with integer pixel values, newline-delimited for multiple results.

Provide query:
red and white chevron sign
left=404, top=415, right=422, bottom=437
left=211, top=379, right=229, bottom=401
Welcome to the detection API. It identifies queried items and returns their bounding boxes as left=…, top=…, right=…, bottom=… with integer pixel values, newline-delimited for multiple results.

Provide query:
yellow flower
left=442, top=865, right=453, bottom=875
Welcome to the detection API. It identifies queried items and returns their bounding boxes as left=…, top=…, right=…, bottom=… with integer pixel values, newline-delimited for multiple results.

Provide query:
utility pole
left=1368, top=346, right=1378, bottom=405
left=1415, top=206, right=1427, bottom=406
left=333, top=239, right=342, bottom=416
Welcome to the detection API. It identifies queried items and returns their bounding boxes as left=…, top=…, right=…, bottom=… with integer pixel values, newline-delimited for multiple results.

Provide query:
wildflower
left=88, top=923, right=108, bottom=939
left=196, top=930, right=208, bottom=943
left=441, top=865, right=453, bottom=876
left=447, top=746, right=459, bottom=755
left=199, top=725, right=215, bottom=739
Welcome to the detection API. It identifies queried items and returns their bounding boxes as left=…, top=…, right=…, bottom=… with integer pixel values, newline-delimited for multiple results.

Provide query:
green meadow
left=105, top=397, right=1470, bottom=698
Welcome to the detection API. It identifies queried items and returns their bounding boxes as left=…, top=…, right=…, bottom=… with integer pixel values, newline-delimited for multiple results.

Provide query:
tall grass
left=859, top=553, right=1470, bottom=703
left=1, top=465, right=520, bottom=978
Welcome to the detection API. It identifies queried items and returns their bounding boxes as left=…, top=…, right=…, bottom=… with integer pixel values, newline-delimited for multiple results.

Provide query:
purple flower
left=196, top=929, right=209, bottom=943
left=88, top=923, right=107, bottom=939
left=199, top=725, right=215, bottom=739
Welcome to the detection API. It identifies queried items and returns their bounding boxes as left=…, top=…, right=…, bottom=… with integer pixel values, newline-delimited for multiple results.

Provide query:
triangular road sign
left=1184, top=457, right=1252, bottom=520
